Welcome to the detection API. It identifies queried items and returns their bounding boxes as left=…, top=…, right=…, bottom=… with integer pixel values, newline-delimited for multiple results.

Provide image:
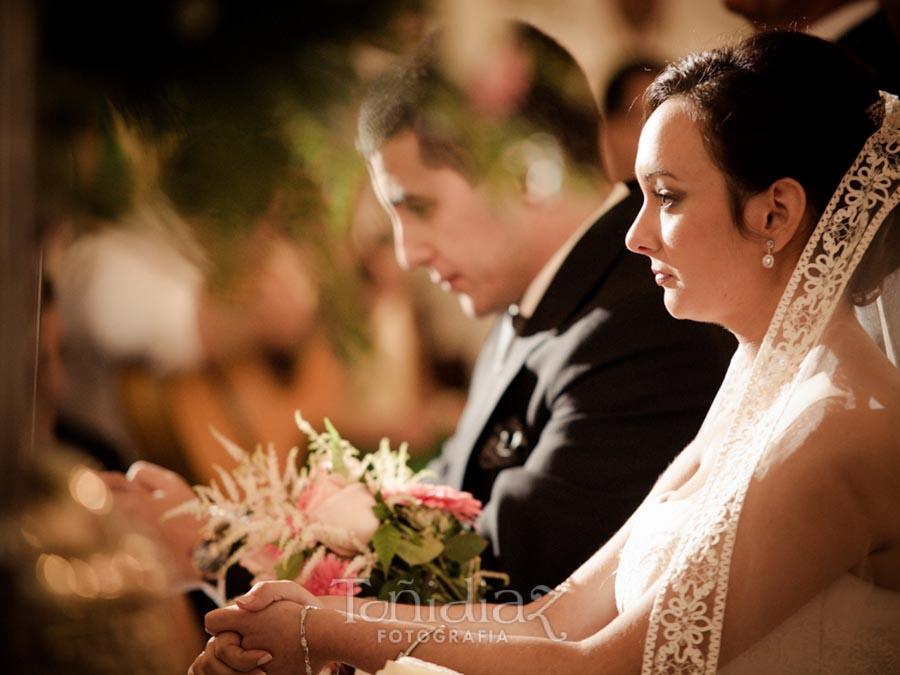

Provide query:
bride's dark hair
left=644, top=31, right=880, bottom=233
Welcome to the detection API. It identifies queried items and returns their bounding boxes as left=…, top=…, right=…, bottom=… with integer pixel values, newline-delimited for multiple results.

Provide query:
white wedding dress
left=615, top=491, right=900, bottom=673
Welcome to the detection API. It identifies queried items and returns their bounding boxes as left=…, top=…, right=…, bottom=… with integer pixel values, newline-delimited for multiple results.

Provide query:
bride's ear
left=744, top=177, right=808, bottom=252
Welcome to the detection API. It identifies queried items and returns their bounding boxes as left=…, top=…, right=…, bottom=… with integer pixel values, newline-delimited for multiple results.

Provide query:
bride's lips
left=652, top=267, right=675, bottom=286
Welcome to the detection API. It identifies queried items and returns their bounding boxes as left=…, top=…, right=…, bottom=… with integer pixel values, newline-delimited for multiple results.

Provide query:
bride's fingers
left=211, top=632, right=273, bottom=672
left=190, top=652, right=264, bottom=675
left=235, top=580, right=317, bottom=611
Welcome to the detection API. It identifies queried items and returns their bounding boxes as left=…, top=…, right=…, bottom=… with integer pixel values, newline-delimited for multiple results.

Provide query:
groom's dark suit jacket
left=430, top=185, right=733, bottom=596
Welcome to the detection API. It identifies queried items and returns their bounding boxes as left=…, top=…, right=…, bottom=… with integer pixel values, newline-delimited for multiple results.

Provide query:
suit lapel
left=444, top=184, right=644, bottom=489
left=444, top=318, right=549, bottom=488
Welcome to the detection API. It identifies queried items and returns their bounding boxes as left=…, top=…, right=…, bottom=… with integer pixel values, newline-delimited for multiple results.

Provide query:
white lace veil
left=642, top=90, right=900, bottom=673
left=855, top=229, right=900, bottom=366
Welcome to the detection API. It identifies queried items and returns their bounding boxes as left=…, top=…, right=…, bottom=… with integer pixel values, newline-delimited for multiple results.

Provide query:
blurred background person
left=11, top=224, right=208, bottom=671
left=723, top=0, right=900, bottom=93
left=49, top=123, right=327, bottom=480
left=598, top=58, right=663, bottom=186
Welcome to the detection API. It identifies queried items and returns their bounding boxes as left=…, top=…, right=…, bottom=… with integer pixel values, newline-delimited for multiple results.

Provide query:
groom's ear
left=744, top=177, right=808, bottom=253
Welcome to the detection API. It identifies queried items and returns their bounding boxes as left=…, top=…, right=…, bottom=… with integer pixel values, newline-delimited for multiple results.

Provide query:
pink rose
left=299, top=476, right=380, bottom=554
left=385, top=483, right=482, bottom=524
left=296, top=473, right=346, bottom=513
left=313, top=482, right=380, bottom=552
left=300, top=552, right=362, bottom=596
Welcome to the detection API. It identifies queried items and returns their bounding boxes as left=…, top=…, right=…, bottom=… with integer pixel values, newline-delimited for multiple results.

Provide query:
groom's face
left=368, top=130, right=531, bottom=318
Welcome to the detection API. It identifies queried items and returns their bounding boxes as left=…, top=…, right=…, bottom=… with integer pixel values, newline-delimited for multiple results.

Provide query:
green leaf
left=323, top=418, right=347, bottom=476
left=396, top=537, right=443, bottom=566
left=378, top=573, right=425, bottom=603
left=372, top=494, right=392, bottom=522
left=372, top=523, right=402, bottom=574
left=275, top=552, right=306, bottom=580
left=443, top=532, right=488, bottom=564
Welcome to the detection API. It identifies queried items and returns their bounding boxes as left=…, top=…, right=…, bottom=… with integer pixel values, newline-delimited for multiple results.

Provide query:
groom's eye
left=404, top=196, right=436, bottom=219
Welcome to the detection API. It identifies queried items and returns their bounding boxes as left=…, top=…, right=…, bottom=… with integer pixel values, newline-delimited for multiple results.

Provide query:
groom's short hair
left=357, top=22, right=602, bottom=184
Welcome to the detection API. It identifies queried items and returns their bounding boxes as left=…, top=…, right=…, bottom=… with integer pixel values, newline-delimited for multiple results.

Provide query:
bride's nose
left=625, top=200, right=657, bottom=256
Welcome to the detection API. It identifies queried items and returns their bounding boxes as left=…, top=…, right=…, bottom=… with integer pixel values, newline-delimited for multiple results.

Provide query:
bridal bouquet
left=170, top=413, right=504, bottom=604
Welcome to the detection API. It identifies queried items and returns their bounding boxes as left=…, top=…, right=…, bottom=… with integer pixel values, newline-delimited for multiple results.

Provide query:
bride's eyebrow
left=643, top=169, right=678, bottom=181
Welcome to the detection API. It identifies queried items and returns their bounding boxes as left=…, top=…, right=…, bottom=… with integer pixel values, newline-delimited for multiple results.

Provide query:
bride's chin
left=662, top=295, right=690, bottom=320
left=662, top=296, right=710, bottom=325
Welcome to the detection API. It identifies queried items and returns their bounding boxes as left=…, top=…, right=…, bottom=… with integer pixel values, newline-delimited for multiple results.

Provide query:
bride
left=189, top=31, right=900, bottom=674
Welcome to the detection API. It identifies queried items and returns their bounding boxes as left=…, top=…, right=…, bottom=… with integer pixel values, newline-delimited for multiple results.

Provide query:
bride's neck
left=727, top=290, right=784, bottom=356
left=733, top=300, right=859, bottom=364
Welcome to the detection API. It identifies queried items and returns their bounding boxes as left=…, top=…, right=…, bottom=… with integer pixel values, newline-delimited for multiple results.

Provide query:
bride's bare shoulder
left=760, top=372, right=900, bottom=510
left=785, top=387, right=899, bottom=465
left=778, top=338, right=900, bottom=461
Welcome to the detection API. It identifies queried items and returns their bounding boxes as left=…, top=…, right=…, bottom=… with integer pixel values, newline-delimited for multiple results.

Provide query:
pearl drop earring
left=762, top=239, right=775, bottom=269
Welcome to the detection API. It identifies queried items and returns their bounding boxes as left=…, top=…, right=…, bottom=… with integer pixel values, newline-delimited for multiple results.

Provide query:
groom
left=357, top=22, right=732, bottom=597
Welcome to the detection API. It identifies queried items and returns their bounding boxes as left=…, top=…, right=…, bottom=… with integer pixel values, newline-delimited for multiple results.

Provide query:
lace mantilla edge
left=641, top=92, right=900, bottom=674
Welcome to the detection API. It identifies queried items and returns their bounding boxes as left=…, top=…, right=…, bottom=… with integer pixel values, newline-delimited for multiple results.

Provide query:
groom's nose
left=393, top=220, right=435, bottom=271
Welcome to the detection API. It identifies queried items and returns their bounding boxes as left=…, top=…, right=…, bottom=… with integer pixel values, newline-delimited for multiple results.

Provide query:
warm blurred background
left=1, top=0, right=750, bottom=670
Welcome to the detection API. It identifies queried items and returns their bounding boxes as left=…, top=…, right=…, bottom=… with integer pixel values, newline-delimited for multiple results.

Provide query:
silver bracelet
left=398, top=624, right=445, bottom=660
left=300, top=605, right=315, bottom=675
